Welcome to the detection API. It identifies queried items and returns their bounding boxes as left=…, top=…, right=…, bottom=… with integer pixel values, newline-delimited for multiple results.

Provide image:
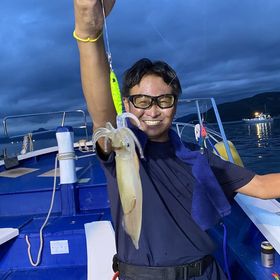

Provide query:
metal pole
left=195, top=101, right=203, bottom=126
left=211, top=98, right=234, bottom=163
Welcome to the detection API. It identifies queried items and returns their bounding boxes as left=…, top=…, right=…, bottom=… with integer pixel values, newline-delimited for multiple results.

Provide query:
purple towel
left=129, top=123, right=232, bottom=230
left=169, top=129, right=231, bottom=230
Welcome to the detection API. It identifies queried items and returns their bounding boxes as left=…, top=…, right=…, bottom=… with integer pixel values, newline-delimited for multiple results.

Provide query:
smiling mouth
left=143, top=120, right=161, bottom=126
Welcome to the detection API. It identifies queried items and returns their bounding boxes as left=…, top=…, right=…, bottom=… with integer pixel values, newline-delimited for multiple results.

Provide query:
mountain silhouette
left=176, top=92, right=280, bottom=123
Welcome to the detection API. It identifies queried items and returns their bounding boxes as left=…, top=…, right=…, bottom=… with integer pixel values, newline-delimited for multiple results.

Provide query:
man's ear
left=123, top=97, right=130, bottom=112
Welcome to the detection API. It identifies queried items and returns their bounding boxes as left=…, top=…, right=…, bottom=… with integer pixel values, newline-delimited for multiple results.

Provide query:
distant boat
left=243, top=112, right=273, bottom=123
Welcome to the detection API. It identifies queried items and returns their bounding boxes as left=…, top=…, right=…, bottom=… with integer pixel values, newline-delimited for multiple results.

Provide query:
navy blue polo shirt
left=97, top=128, right=255, bottom=267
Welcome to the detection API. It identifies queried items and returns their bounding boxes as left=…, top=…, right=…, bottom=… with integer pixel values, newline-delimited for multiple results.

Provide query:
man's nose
left=146, top=103, right=161, bottom=117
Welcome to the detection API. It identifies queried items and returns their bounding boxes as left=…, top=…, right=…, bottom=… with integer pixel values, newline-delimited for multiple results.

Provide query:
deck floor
left=0, top=149, right=106, bottom=195
left=1, top=265, right=87, bottom=280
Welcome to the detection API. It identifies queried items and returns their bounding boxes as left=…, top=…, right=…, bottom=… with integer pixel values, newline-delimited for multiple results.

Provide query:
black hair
left=122, top=58, right=182, bottom=97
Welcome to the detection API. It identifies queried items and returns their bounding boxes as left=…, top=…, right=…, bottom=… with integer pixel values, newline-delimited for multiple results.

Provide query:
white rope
left=57, top=152, right=77, bottom=161
left=21, top=133, right=34, bottom=155
left=25, top=155, right=59, bottom=266
left=28, top=133, right=34, bottom=152
left=78, top=139, right=90, bottom=152
left=24, top=148, right=96, bottom=266
left=20, top=135, right=29, bottom=155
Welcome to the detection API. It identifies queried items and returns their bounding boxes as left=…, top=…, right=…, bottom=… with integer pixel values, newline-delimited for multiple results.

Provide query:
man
left=73, top=1, right=280, bottom=279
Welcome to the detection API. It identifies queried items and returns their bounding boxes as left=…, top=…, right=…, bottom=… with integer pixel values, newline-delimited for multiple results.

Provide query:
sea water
left=223, top=119, right=280, bottom=174
left=178, top=118, right=280, bottom=175
left=1, top=120, right=279, bottom=175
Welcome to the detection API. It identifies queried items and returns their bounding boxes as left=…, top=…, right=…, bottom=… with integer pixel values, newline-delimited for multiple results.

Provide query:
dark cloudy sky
left=1, top=0, right=280, bottom=134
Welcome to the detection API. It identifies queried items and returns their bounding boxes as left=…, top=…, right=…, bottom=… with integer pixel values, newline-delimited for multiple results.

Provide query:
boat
left=1, top=99, right=279, bottom=280
left=243, top=112, right=273, bottom=124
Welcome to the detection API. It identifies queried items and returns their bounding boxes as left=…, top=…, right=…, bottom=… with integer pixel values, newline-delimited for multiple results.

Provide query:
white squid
left=93, top=112, right=144, bottom=249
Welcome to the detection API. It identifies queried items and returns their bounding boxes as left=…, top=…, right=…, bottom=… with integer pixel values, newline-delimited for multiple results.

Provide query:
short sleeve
left=205, top=149, right=255, bottom=200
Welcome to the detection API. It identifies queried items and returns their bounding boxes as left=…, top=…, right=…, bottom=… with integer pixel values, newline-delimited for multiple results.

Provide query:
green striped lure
left=110, top=69, right=122, bottom=115
left=101, top=0, right=123, bottom=115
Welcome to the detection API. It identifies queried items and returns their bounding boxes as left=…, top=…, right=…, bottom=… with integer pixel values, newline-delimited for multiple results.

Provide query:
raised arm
left=73, top=0, right=117, bottom=131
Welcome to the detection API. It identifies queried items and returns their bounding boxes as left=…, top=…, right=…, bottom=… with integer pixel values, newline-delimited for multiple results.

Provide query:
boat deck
left=0, top=149, right=109, bottom=217
left=1, top=128, right=280, bottom=279
left=0, top=265, right=87, bottom=280
left=209, top=201, right=280, bottom=279
left=0, top=148, right=112, bottom=279
left=0, top=149, right=106, bottom=193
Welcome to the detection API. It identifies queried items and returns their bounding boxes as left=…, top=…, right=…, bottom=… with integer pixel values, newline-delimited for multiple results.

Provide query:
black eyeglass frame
left=127, top=94, right=178, bottom=109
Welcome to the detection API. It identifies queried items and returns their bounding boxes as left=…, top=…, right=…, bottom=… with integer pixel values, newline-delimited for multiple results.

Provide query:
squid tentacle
left=120, top=127, right=144, bottom=158
left=93, top=128, right=111, bottom=142
left=92, top=127, right=113, bottom=152
left=117, top=112, right=141, bottom=129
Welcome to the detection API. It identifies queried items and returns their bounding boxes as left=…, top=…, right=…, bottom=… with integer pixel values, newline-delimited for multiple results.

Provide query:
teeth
left=144, top=120, right=161, bottom=126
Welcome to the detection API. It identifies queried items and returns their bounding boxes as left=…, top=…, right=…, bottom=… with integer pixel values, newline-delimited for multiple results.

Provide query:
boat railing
left=2, top=98, right=235, bottom=162
left=175, top=97, right=235, bottom=163
left=3, top=109, right=89, bottom=139
left=2, top=110, right=90, bottom=155
left=172, top=121, right=222, bottom=140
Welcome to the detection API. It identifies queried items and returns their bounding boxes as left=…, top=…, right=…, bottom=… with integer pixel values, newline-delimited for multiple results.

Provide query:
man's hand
left=74, top=0, right=115, bottom=39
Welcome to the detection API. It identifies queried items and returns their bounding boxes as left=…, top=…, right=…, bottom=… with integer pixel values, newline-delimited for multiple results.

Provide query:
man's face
left=123, top=75, right=177, bottom=142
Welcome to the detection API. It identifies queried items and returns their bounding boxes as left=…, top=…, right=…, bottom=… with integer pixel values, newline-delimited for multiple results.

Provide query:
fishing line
left=101, top=0, right=123, bottom=116
left=101, top=0, right=112, bottom=69
left=168, top=72, right=177, bottom=88
left=148, top=18, right=174, bottom=50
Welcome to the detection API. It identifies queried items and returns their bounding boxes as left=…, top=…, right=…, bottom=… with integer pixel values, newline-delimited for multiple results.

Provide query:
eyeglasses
left=127, top=94, right=177, bottom=109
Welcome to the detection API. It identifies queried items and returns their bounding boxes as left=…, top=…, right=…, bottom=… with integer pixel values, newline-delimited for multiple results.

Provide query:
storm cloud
left=1, top=0, right=280, bottom=130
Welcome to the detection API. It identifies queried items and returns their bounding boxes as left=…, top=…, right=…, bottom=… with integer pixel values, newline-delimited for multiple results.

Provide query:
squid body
left=93, top=113, right=144, bottom=249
